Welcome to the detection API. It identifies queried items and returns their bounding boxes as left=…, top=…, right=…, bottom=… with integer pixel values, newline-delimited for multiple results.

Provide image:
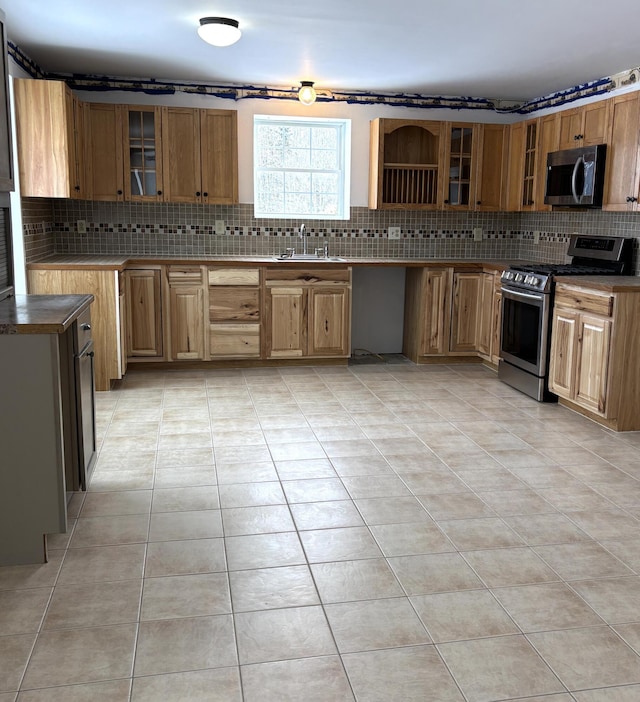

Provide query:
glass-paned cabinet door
left=522, top=121, right=537, bottom=208
left=446, top=125, right=474, bottom=207
left=125, top=107, right=163, bottom=201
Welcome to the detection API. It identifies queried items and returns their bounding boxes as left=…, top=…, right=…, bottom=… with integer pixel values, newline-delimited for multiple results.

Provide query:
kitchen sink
left=273, top=254, right=347, bottom=262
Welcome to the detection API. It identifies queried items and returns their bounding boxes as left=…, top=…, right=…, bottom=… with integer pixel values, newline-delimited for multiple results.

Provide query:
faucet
left=299, top=223, right=307, bottom=255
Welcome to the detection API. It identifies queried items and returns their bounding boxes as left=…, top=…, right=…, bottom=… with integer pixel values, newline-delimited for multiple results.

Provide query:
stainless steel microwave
left=544, top=144, right=607, bottom=207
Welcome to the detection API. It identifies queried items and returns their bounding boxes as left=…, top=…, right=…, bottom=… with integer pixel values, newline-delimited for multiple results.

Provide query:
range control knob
left=515, top=273, right=524, bottom=283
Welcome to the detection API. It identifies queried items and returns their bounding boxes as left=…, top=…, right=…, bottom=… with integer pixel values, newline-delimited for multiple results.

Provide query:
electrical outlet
left=533, top=230, right=540, bottom=245
left=473, top=227, right=483, bottom=242
left=388, top=227, right=401, bottom=239
left=77, top=220, right=87, bottom=234
left=215, top=220, right=225, bottom=235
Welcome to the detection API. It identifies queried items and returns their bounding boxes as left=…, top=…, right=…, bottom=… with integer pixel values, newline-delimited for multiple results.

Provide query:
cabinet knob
left=157, top=190, right=162, bottom=195
left=196, top=191, right=201, bottom=197
left=81, top=323, right=91, bottom=331
left=74, top=185, right=80, bottom=191
left=626, top=196, right=638, bottom=203
left=444, top=199, right=449, bottom=204
left=203, top=192, right=208, bottom=197
left=476, top=201, right=481, bottom=205
left=574, top=134, right=580, bottom=140
left=117, top=190, right=123, bottom=195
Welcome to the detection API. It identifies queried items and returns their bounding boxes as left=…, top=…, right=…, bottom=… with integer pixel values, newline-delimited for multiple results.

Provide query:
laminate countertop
left=0, top=294, right=94, bottom=334
left=554, top=276, right=640, bottom=292
left=27, top=254, right=515, bottom=272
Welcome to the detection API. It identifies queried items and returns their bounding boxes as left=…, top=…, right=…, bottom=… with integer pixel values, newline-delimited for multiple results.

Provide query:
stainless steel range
left=498, top=234, right=633, bottom=401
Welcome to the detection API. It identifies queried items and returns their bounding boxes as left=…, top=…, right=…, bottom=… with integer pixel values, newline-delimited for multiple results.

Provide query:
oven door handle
left=501, top=288, right=544, bottom=302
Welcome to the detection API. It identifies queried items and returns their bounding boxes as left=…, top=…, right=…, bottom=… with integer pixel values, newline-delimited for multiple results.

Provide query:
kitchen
left=2, top=2, right=640, bottom=700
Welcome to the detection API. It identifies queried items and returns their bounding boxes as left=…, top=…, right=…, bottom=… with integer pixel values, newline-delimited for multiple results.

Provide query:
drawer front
left=75, top=306, right=93, bottom=353
left=168, top=267, right=204, bottom=284
left=210, top=287, right=260, bottom=322
left=210, top=323, right=260, bottom=357
left=208, top=268, right=260, bottom=286
left=265, top=268, right=351, bottom=286
left=555, top=286, right=614, bottom=317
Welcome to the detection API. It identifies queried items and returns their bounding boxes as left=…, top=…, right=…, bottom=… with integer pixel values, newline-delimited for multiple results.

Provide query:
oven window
left=502, top=295, right=541, bottom=367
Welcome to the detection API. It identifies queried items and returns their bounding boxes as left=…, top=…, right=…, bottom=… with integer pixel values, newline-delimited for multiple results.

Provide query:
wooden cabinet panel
left=422, top=268, right=451, bottom=355
left=506, top=122, right=525, bottom=211
left=575, top=315, right=611, bottom=414
left=210, top=287, right=260, bottom=322
left=308, top=288, right=350, bottom=357
left=14, top=79, right=83, bottom=198
left=266, top=287, right=306, bottom=358
left=475, top=124, right=507, bottom=211
left=84, top=103, right=124, bottom=201
left=534, top=114, right=560, bottom=211
left=559, top=102, right=609, bottom=150
left=124, top=106, right=163, bottom=202
left=200, top=109, right=238, bottom=204
left=169, top=285, right=205, bottom=360
left=558, top=109, right=584, bottom=150
left=161, top=107, right=202, bottom=203
left=209, top=268, right=260, bottom=286
left=603, top=93, right=640, bottom=211
left=477, top=272, right=495, bottom=358
left=450, top=272, right=481, bottom=352
left=549, top=309, right=578, bottom=399
left=210, top=323, right=260, bottom=357
left=126, top=269, right=163, bottom=358
left=491, top=289, right=502, bottom=364
left=443, top=124, right=477, bottom=209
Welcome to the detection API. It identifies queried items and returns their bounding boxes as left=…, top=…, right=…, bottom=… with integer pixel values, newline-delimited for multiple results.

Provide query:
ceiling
left=3, top=0, right=640, bottom=102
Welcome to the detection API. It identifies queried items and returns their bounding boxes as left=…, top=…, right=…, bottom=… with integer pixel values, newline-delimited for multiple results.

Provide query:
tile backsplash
left=20, top=198, right=640, bottom=274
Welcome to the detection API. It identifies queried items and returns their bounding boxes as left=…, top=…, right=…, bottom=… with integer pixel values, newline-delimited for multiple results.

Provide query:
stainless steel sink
left=273, top=254, right=346, bottom=262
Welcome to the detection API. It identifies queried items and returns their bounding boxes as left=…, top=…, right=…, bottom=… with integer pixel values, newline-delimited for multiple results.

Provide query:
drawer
left=210, top=323, right=260, bottom=357
left=74, top=306, right=93, bottom=353
left=168, top=266, right=203, bottom=284
left=210, top=287, right=260, bottom=322
left=555, top=286, right=614, bottom=317
left=265, top=268, right=351, bottom=286
left=208, top=268, right=260, bottom=286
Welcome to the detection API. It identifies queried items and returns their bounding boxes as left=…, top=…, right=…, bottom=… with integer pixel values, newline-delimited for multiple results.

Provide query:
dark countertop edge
left=0, top=294, right=94, bottom=335
left=555, top=275, right=640, bottom=292
left=27, top=256, right=515, bottom=271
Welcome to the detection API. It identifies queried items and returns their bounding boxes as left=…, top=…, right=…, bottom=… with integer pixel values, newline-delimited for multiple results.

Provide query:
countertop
left=27, top=254, right=514, bottom=271
left=554, top=275, right=640, bottom=292
left=0, top=294, right=94, bottom=334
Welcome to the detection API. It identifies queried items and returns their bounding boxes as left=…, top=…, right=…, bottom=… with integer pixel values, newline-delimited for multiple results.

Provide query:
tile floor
left=2, top=362, right=640, bottom=701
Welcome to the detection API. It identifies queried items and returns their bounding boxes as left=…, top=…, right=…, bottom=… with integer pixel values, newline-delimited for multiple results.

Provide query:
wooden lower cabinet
left=27, top=268, right=125, bottom=391
left=167, top=267, right=206, bottom=361
left=476, top=272, right=495, bottom=358
left=125, top=268, right=163, bottom=358
left=450, top=271, right=482, bottom=352
left=548, top=282, right=640, bottom=431
left=264, top=268, right=351, bottom=359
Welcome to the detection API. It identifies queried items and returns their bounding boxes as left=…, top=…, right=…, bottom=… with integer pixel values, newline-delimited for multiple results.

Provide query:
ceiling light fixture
left=298, top=81, right=317, bottom=106
left=197, top=17, right=241, bottom=47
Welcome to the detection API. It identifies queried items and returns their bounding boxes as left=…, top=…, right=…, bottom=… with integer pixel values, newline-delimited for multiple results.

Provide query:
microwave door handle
left=571, top=156, right=584, bottom=204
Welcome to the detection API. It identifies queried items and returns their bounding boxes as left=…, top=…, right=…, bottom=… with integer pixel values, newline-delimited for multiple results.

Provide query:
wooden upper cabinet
left=443, top=124, right=477, bottom=210
left=505, top=122, right=525, bottom=211
left=603, top=92, right=640, bottom=211
left=369, top=118, right=444, bottom=209
left=475, top=124, right=507, bottom=211
left=161, top=107, right=238, bottom=205
left=506, top=119, right=540, bottom=211
left=84, top=103, right=125, bottom=201
left=14, top=79, right=84, bottom=198
left=534, top=113, right=560, bottom=212
left=124, top=106, right=163, bottom=202
left=200, top=109, right=239, bottom=204
left=558, top=101, right=609, bottom=150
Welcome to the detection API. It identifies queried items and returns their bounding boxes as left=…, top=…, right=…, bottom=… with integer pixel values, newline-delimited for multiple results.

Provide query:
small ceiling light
left=197, top=17, right=241, bottom=47
left=298, top=81, right=317, bottom=106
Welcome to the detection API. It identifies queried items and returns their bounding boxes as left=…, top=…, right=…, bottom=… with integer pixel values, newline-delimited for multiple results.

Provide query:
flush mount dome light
left=197, top=17, right=241, bottom=47
left=298, top=81, right=316, bottom=105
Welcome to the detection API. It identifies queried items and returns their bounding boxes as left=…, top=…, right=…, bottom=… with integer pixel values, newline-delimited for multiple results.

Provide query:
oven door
left=500, top=286, right=550, bottom=377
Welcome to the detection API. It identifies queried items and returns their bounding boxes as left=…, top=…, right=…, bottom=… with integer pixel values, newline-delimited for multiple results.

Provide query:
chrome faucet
left=299, top=223, right=307, bottom=255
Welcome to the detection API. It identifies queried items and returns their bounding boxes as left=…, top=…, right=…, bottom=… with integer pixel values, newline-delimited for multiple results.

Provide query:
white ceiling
left=3, top=0, right=640, bottom=102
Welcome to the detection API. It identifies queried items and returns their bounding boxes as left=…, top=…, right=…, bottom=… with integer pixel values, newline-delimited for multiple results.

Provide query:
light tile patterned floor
left=2, top=362, right=640, bottom=701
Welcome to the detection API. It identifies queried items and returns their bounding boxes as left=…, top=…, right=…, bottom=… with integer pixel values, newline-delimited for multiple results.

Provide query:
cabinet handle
left=578, top=134, right=584, bottom=139
left=574, top=134, right=580, bottom=140
left=626, top=196, right=638, bottom=203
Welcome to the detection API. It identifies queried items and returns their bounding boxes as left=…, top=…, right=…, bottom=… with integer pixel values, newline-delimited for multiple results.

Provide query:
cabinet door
left=603, top=93, right=640, bottom=211
left=548, top=309, right=578, bottom=399
left=200, top=109, right=238, bottom=204
left=534, top=114, right=560, bottom=212
left=169, top=285, right=205, bottom=360
left=558, top=108, right=584, bottom=150
left=421, top=268, right=451, bottom=355
left=68, top=93, right=87, bottom=199
left=161, top=107, right=202, bottom=203
left=266, top=287, right=306, bottom=358
left=582, top=101, right=609, bottom=146
left=443, top=124, right=476, bottom=209
left=84, top=103, right=124, bottom=201
left=491, top=289, right=502, bottom=364
left=126, top=269, right=163, bottom=357
left=475, top=124, right=507, bottom=211
left=574, top=314, right=611, bottom=414
left=505, top=122, right=525, bottom=211
left=124, top=106, right=163, bottom=202
left=450, top=272, right=481, bottom=352
left=308, top=287, right=350, bottom=357
left=521, top=120, right=538, bottom=210
left=476, top=272, right=495, bottom=358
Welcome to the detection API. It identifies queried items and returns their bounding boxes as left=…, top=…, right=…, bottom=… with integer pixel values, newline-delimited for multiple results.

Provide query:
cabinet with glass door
left=124, top=106, right=163, bottom=202
left=443, top=124, right=477, bottom=209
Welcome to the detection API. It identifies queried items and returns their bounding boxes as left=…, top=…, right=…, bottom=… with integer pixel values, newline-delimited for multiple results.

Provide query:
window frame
left=253, top=114, right=351, bottom=221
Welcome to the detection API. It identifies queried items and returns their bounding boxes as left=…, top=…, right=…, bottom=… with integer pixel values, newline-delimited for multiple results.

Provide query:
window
left=253, top=115, right=351, bottom=220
